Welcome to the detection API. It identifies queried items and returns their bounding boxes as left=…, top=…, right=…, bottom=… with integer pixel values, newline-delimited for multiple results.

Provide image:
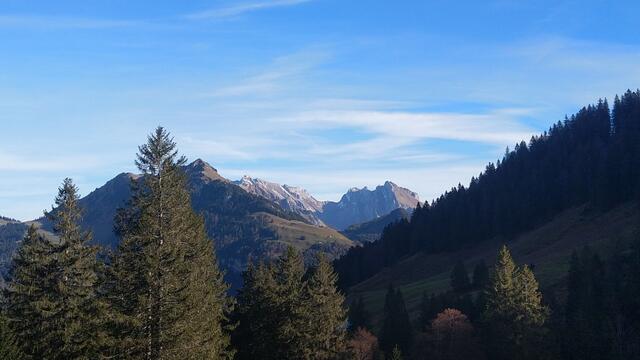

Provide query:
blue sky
left=1, top=0, right=640, bottom=220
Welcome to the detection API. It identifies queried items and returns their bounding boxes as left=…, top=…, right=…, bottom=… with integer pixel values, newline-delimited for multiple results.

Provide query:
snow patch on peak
left=234, top=176, right=325, bottom=225
left=234, top=175, right=420, bottom=231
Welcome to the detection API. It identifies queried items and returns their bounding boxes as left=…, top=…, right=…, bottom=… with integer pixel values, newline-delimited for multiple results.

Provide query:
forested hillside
left=349, top=202, right=639, bottom=323
left=336, top=90, right=640, bottom=289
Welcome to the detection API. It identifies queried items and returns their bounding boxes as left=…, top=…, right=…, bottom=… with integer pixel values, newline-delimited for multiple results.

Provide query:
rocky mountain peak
left=184, top=159, right=227, bottom=183
left=320, top=181, right=420, bottom=230
left=234, top=176, right=325, bottom=224
left=233, top=174, right=420, bottom=231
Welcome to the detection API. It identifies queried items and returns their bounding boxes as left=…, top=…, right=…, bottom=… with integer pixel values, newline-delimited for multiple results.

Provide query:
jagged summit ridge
left=322, top=181, right=419, bottom=230
left=236, top=175, right=420, bottom=231
left=234, top=176, right=325, bottom=225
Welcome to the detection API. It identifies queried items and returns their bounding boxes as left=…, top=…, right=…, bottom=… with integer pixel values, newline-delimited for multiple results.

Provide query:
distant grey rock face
left=237, top=176, right=420, bottom=231
left=319, top=181, right=419, bottom=230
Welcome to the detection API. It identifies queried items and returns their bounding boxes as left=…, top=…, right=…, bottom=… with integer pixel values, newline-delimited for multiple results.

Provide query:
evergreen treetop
left=47, top=178, right=102, bottom=358
left=5, top=225, right=63, bottom=358
left=379, top=285, right=412, bottom=356
left=105, top=127, right=232, bottom=359
left=233, top=249, right=349, bottom=360
left=483, top=245, right=548, bottom=360
left=301, top=254, right=348, bottom=359
left=485, top=246, right=518, bottom=321
left=6, top=177, right=103, bottom=360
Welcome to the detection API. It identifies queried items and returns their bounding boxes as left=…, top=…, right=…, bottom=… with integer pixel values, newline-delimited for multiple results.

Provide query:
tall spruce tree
left=6, top=178, right=105, bottom=358
left=233, top=261, right=280, bottom=360
left=485, top=246, right=517, bottom=316
left=46, top=178, right=102, bottom=358
left=103, top=214, right=149, bottom=358
left=5, top=225, right=64, bottom=358
left=348, top=295, right=371, bottom=332
left=379, top=285, right=412, bottom=356
left=273, top=247, right=307, bottom=359
left=234, top=249, right=349, bottom=360
left=451, top=260, right=471, bottom=293
left=483, top=245, right=548, bottom=360
left=513, top=264, right=548, bottom=357
left=564, top=249, right=611, bottom=360
left=106, top=127, right=232, bottom=359
left=302, top=254, right=348, bottom=359
left=483, top=245, right=518, bottom=360
left=233, top=247, right=306, bottom=360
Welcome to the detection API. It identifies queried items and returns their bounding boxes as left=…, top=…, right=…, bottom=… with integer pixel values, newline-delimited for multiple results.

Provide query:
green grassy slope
left=348, top=202, right=640, bottom=327
left=252, top=212, right=354, bottom=256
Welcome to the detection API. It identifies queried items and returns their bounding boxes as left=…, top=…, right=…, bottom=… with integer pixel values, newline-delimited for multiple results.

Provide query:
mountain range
left=234, top=176, right=325, bottom=225
left=0, top=159, right=419, bottom=289
left=236, top=176, right=419, bottom=230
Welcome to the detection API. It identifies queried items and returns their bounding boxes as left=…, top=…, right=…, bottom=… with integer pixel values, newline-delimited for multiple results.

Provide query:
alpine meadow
left=2, top=1, right=640, bottom=359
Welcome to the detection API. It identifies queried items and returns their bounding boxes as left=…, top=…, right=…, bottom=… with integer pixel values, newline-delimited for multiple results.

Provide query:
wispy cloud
left=186, top=0, right=312, bottom=20
left=174, top=104, right=536, bottom=171
left=0, top=15, right=138, bottom=29
left=179, top=136, right=261, bottom=161
left=283, top=108, right=536, bottom=147
left=206, top=48, right=331, bottom=97
left=185, top=46, right=538, bottom=169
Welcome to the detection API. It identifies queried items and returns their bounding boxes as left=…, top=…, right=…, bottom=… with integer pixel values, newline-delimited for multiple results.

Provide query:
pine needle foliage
left=6, top=179, right=101, bottom=359
left=47, top=178, right=102, bottom=358
left=379, top=285, right=412, bottom=356
left=233, top=248, right=348, bottom=360
left=301, top=254, right=348, bottom=359
left=106, top=127, right=232, bottom=359
left=5, top=225, right=63, bottom=358
left=483, top=245, right=548, bottom=360
left=0, top=306, right=23, bottom=359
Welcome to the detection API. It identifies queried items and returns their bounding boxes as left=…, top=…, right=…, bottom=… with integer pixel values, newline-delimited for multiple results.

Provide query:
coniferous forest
left=1, top=90, right=640, bottom=359
left=336, top=91, right=640, bottom=288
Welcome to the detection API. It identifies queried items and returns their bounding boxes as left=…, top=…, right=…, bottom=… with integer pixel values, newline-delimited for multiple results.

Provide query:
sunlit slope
left=251, top=212, right=354, bottom=255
